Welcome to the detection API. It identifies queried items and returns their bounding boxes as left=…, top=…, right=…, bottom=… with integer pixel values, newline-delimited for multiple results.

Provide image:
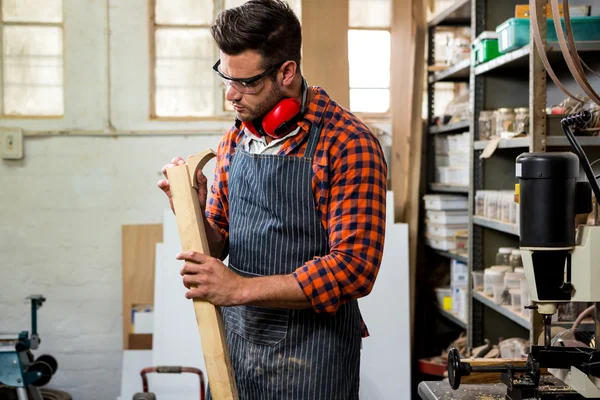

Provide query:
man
left=158, top=1, right=388, bottom=398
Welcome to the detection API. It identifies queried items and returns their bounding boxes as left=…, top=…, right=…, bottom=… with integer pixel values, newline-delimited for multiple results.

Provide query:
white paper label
left=516, top=162, right=522, bottom=178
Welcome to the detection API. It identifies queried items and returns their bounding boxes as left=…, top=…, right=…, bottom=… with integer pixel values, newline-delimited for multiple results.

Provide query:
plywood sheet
left=359, top=191, right=411, bottom=399
left=150, top=209, right=206, bottom=400
left=122, top=223, right=163, bottom=349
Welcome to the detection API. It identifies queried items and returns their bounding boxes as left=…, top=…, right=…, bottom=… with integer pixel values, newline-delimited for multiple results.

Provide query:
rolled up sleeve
left=293, top=132, right=388, bottom=315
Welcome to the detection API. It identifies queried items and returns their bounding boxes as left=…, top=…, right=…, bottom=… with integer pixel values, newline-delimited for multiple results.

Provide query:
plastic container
left=423, top=194, right=468, bottom=210
left=510, top=288, right=521, bottom=310
left=478, top=111, right=495, bottom=140
left=504, top=272, right=522, bottom=289
left=426, top=236, right=456, bottom=251
left=426, top=210, right=469, bottom=224
left=495, top=108, right=516, bottom=136
left=514, top=107, right=529, bottom=134
left=496, top=17, right=600, bottom=55
left=426, top=223, right=467, bottom=238
left=472, top=271, right=484, bottom=291
left=491, top=265, right=513, bottom=273
left=472, top=31, right=501, bottom=65
left=436, top=153, right=449, bottom=167
left=455, top=230, right=469, bottom=255
left=452, top=287, right=468, bottom=320
left=510, top=249, right=523, bottom=269
left=435, top=287, right=453, bottom=310
left=435, top=136, right=449, bottom=152
left=456, top=166, right=469, bottom=186
left=493, top=284, right=511, bottom=305
left=496, top=18, right=531, bottom=53
left=484, top=268, right=505, bottom=296
left=546, top=16, right=600, bottom=43
left=496, top=247, right=514, bottom=266
left=475, top=190, right=486, bottom=216
left=448, top=152, right=469, bottom=166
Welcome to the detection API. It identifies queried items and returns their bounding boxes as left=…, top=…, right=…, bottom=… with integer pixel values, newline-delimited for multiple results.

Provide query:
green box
left=497, top=16, right=600, bottom=54
left=471, top=31, right=501, bottom=65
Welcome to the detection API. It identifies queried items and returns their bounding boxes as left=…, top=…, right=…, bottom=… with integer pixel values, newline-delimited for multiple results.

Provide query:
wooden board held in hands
left=167, top=149, right=238, bottom=400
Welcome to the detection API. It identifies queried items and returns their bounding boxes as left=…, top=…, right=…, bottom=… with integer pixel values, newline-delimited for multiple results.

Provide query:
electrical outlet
left=1, top=128, right=24, bottom=160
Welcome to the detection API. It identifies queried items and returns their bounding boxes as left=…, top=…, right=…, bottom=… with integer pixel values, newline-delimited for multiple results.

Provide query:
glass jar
left=485, top=191, right=498, bottom=220
left=475, top=190, right=485, bottom=216
left=495, top=247, right=513, bottom=266
left=509, top=249, right=523, bottom=269
left=500, top=192, right=512, bottom=223
left=495, top=108, right=516, bottom=136
left=478, top=110, right=495, bottom=140
left=514, top=107, right=529, bottom=134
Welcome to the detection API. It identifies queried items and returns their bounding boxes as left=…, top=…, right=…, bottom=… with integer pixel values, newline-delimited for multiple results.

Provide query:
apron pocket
left=222, top=305, right=289, bottom=347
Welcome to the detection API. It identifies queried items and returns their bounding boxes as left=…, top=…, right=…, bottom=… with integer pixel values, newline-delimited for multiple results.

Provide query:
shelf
left=473, top=137, right=529, bottom=150
left=429, top=183, right=469, bottom=193
left=547, top=136, right=600, bottom=147
left=473, top=291, right=530, bottom=329
left=431, top=247, right=468, bottom=263
left=436, top=305, right=468, bottom=329
left=428, top=58, right=471, bottom=83
left=472, top=216, right=519, bottom=236
left=427, top=0, right=471, bottom=27
left=428, top=120, right=471, bottom=134
left=474, top=41, right=600, bottom=76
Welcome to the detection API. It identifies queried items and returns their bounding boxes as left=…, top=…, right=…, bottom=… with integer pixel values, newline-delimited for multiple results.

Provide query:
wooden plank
left=301, top=0, right=350, bottom=109
left=391, top=0, right=427, bottom=354
left=121, top=224, right=163, bottom=350
left=167, top=149, right=238, bottom=400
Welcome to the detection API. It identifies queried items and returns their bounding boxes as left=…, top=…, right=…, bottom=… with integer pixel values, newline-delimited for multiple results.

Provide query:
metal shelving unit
left=473, top=291, right=530, bottom=329
left=429, top=183, right=469, bottom=193
left=436, top=305, right=468, bottom=329
left=472, top=216, right=519, bottom=236
left=428, top=120, right=471, bottom=134
left=431, top=248, right=469, bottom=263
left=427, top=0, right=471, bottom=27
left=428, top=58, right=471, bottom=83
left=473, top=137, right=529, bottom=150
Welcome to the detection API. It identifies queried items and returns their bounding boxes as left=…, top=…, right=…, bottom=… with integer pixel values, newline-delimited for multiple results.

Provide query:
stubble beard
left=236, top=81, right=284, bottom=122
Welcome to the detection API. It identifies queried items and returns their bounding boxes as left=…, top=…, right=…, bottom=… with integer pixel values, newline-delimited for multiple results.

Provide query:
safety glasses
left=212, top=59, right=283, bottom=94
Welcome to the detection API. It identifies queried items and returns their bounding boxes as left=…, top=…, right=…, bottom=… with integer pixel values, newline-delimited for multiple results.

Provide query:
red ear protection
left=242, top=79, right=309, bottom=139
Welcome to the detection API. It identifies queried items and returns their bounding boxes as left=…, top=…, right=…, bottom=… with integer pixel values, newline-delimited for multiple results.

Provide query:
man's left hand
left=176, top=251, right=246, bottom=306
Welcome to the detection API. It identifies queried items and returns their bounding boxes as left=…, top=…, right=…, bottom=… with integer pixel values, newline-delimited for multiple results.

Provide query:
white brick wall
left=0, top=134, right=221, bottom=399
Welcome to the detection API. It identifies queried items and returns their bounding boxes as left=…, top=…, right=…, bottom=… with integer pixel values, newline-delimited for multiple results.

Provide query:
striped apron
left=206, top=121, right=363, bottom=399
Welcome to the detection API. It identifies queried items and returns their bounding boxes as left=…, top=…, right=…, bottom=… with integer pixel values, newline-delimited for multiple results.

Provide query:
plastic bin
left=496, top=17, right=600, bottom=54
left=426, top=223, right=467, bottom=238
left=426, top=210, right=469, bottom=224
left=423, top=194, right=468, bottom=210
left=472, top=31, right=500, bottom=65
left=472, top=271, right=484, bottom=291
left=435, top=287, right=453, bottom=310
left=426, top=235, right=456, bottom=251
left=484, top=268, right=505, bottom=296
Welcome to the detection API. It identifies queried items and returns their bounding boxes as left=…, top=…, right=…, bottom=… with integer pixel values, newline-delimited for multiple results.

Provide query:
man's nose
left=225, top=84, right=243, bottom=102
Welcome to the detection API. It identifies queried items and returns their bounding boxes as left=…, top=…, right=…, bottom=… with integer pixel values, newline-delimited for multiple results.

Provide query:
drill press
left=447, top=111, right=600, bottom=399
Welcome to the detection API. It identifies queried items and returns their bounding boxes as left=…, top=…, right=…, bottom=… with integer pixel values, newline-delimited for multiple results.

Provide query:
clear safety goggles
left=212, top=59, right=282, bottom=94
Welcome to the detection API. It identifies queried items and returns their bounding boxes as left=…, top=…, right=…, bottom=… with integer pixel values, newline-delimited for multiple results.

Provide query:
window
left=150, top=0, right=301, bottom=119
left=1, top=0, right=64, bottom=117
left=348, top=0, right=391, bottom=114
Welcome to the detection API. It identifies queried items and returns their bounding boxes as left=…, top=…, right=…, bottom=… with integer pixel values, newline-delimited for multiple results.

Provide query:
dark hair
left=211, top=0, right=302, bottom=71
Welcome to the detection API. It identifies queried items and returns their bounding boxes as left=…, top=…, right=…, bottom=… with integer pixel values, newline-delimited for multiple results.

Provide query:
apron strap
left=304, top=121, right=323, bottom=159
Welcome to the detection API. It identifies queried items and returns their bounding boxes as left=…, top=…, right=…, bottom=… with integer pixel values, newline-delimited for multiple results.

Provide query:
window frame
left=148, top=0, right=233, bottom=121
left=0, top=0, right=65, bottom=119
left=348, top=26, right=391, bottom=118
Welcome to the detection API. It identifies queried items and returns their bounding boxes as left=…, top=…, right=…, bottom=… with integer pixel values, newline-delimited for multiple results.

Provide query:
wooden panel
left=390, top=0, right=427, bottom=351
left=122, top=224, right=163, bottom=350
left=128, top=333, right=153, bottom=350
left=301, top=0, right=350, bottom=109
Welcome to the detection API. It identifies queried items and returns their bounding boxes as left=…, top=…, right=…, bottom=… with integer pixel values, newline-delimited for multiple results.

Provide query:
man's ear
left=280, top=61, right=297, bottom=86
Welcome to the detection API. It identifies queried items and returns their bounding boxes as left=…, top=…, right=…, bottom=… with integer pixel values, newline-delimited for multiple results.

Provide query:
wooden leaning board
left=167, top=149, right=238, bottom=400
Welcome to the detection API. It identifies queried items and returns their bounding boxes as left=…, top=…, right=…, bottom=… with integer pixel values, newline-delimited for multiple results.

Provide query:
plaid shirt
left=206, top=87, right=388, bottom=337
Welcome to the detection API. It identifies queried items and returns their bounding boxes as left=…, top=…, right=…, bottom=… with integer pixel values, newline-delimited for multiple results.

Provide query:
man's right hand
left=158, top=156, right=209, bottom=214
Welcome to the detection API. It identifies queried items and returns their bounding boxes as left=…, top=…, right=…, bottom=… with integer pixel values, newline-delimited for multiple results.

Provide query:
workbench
left=418, top=375, right=582, bottom=400
left=418, top=381, right=505, bottom=400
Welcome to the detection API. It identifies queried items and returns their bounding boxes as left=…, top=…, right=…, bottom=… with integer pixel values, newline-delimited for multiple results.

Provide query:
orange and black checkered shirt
left=206, top=87, right=388, bottom=337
